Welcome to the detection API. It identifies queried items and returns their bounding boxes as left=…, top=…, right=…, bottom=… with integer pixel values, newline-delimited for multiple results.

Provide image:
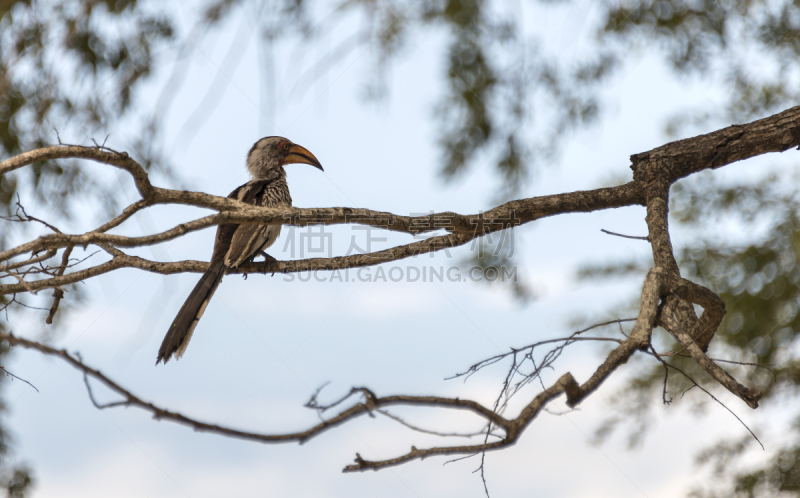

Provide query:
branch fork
left=2, top=105, right=799, bottom=471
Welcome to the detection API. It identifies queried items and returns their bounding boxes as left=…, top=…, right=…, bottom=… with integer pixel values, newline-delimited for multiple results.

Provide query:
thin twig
left=443, top=452, right=481, bottom=466
left=0, top=104, right=795, bottom=476
left=46, top=245, right=73, bottom=324
left=448, top=318, right=636, bottom=381
left=658, top=357, right=764, bottom=450
left=600, top=229, right=649, bottom=241
left=648, top=346, right=673, bottom=405
left=13, top=195, right=63, bottom=234
left=660, top=350, right=777, bottom=384
left=377, top=410, right=502, bottom=439
left=0, top=249, right=57, bottom=272
left=0, top=365, right=39, bottom=393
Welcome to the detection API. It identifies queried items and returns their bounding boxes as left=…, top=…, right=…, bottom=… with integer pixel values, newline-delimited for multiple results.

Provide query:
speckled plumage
left=157, top=137, right=322, bottom=364
left=224, top=176, right=292, bottom=268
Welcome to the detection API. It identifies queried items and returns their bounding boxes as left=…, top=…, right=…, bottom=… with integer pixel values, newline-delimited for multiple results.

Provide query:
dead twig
left=600, top=229, right=649, bottom=241
left=46, top=245, right=73, bottom=324
left=0, top=365, right=39, bottom=393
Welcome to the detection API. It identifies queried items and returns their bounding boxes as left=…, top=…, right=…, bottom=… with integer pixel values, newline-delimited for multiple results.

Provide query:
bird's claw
left=258, top=251, right=277, bottom=276
left=259, top=251, right=277, bottom=263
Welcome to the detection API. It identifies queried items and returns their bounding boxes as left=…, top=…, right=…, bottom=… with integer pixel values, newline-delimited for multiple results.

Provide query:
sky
left=2, top=0, right=795, bottom=497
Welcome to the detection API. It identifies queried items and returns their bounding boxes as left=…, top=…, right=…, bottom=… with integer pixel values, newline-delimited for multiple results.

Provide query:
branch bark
left=1, top=105, right=797, bottom=471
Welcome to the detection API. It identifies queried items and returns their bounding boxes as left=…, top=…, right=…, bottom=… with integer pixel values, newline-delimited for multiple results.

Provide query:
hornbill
left=156, top=137, right=323, bottom=364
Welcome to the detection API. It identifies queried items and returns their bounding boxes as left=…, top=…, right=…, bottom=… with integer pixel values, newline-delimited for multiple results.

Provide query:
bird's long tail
left=157, top=258, right=227, bottom=364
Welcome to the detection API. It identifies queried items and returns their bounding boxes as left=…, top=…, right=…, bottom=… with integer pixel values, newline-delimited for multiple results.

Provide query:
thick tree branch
left=658, top=302, right=761, bottom=409
left=3, top=106, right=798, bottom=300
left=0, top=145, right=154, bottom=198
left=0, top=183, right=643, bottom=264
left=0, top=106, right=794, bottom=473
left=630, top=104, right=800, bottom=183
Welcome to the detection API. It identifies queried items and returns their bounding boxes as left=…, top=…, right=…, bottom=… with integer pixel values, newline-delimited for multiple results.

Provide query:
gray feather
left=157, top=257, right=226, bottom=364
left=157, top=175, right=291, bottom=364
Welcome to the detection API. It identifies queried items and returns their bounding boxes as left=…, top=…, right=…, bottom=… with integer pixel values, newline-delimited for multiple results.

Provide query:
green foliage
left=1, top=0, right=800, bottom=495
left=600, top=0, right=800, bottom=126
left=254, top=0, right=610, bottom=196
left=673, top=177, right=800, bottom=380
left=0, top=331, right=33, bottom=498
left=0, top=2, right=177, bottom=494
left=581, top=173, right=800, bottom=495
left=2, top=469, right=32, bottom=498
left=690, top=428, right=800, bottom=497
left=0, top=0, right=174, bottom=218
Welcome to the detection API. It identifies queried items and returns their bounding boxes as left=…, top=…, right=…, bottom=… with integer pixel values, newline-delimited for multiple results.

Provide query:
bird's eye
left=283, top=143, right=290, bottom=151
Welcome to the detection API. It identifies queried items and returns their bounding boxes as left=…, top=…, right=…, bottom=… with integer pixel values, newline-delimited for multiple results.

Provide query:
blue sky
left=3, top=1, right=793, bottom=496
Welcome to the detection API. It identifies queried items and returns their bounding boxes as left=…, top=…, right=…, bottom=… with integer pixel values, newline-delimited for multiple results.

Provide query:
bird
left=156, top=137, right=323, bottom=364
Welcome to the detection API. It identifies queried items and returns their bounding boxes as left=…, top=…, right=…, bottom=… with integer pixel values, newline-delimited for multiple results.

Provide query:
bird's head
left=246, top=136, right=323, bottom=180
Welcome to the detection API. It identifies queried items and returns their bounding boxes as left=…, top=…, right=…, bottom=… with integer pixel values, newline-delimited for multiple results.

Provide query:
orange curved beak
left=286, top=144, right=323, bottom=171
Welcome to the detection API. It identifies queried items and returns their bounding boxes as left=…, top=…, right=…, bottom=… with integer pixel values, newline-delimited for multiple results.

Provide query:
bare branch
left=2, top=331, right=516, bottom=452
left=0, top=249, right=57, bottom=272
left=600, top=229, right=649, bottom=241
left=449, top=318, right=636, bottom=381
left=45, top=245, right=73, bottom=324
left=0, top=145, right=153, bottom=197
left=0, top=365, right=39, bottom=393
left=658, top=302, right=762, bottom=409
left=630, top=105, right=800, bottom=184
left=0, top=105, right=795, bottom=476
left=0, top=183, right=643, bottom=265
left=93, top=199, right=150, bottom=233
left=648, top=345, right=763, bottom=450
left=0, top=315, right=658, bottom=473
left=376, top=410, right=501, bottom=439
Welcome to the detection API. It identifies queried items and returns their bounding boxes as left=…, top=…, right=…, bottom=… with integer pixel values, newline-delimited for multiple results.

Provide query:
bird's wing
left=225, top=224, right=280, bottom=267
left=223, top=179, right=282, bottom=267
left=208, top=181, right=266, bottom=263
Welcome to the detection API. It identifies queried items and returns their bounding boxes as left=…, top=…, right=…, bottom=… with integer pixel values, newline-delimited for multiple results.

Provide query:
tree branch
left=0, top=105, right=795, bottom=473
